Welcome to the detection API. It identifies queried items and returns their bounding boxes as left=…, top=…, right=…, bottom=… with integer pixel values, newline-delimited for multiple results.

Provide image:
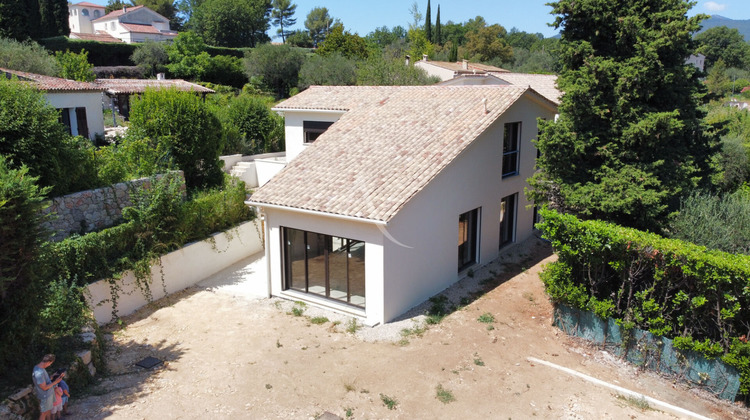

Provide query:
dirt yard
left=67, top=237, right=747, bottom=419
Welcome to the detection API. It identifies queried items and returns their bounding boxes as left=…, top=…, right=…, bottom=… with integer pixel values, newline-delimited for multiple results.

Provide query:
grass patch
left=425, top=295, right=450, bottom=324
left=380, top=393, right=398, bottom=410
left=344, top=382, right=356, bottom=392
left=344, top=407, right=354, bottom=418
left=473, top=354, right=485, bottom=366
left=435, top=384, right=456, bottom=403
left=477, top=312, right=495, bottom=324
left=310, top=316, right=329, bottom=325
left=346, top=318, right=361, bottom=333
left=616, top=394, right=651, bottom=411
left=290, top=301, right=306, bottom=317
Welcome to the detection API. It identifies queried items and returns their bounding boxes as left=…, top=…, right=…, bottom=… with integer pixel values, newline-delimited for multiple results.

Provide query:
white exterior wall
left=93, top=18, right=122, bottom=37
left=380, top=95, right=556, bottom=322
left=45, top=91, right=105, bottom=140
left=69, top=5, right=105, bottom=34
left=262, top=208, right=386, bottom=325
left=414, top=62, right=456, bottom=81
left=281, top=110, right=344, bottom=162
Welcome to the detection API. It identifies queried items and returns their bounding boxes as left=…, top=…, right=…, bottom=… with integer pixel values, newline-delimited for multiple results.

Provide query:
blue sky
left=83, top=0, right=750, bottom=39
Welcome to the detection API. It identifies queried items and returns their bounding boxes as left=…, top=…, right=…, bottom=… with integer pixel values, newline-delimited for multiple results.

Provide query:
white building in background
left=68, top=3, right=177, bottom=44
left=248, top=85, right=557, bottom=325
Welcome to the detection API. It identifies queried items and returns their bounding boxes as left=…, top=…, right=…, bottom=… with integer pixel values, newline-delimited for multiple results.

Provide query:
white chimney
left=462, top=59, right=468, bottom=70
left=405, top=55, right=410, bottom=66
left=157, top=73, right=165, bottom=81
left=422, top=54, right=428, bottom=62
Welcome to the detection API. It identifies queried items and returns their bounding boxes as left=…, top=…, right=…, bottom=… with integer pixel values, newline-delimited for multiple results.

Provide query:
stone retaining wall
left=41, top=172, right=185, bottom=242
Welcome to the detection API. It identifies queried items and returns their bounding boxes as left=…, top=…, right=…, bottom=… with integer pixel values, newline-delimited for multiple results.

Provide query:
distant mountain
left=698, top=15, right=750, bottom=41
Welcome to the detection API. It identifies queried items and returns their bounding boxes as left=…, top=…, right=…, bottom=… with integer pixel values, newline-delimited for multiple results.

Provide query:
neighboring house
left=440, top=72, right=561, bottom=105
left=70, top=4, right=177, bottom=44
left=414, top=55, right=509, bottom=81
left=686, top=53, right=706, bottom=72
left=1, top=68, right=104, bottom=140
left=727, top=99, right=750, bottom=110
left=95, top=77, right=215, bottom=120
left=248, top=85, right=557, bottom=325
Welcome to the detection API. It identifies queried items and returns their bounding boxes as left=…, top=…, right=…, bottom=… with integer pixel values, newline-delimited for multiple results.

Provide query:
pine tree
left=529, top=0, right=717, bottom=233
left=271, top=0, right=297, bottom=43
left=434, top=5, right=441, bottom=45
left=424, top=0, right=431, bottom=42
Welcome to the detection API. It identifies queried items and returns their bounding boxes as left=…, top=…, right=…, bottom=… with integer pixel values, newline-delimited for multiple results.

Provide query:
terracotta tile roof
left=252, top=85, right=550, bottom=223
left=72, top=2, right=105, bottom=8
left=70, top=31, right=123, bottom=43
left=1, top=68, right=102, bottom=92
left=489, top=72, right=561, bottom=104
left=120, top=22, right=176, bottom=35
left=93, top=4, right=145, bottom=21
left=95, top=78, right=214, bottom=94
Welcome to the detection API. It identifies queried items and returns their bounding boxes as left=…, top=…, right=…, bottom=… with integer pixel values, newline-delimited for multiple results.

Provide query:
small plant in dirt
left=344, top=382, right=356, bottom=392
left=265, top=383, right=272, bottom=389
left=425, top=295, right=450, bottom=324
left=478, top=312, right=495, bottom=324
left=473, top=354, right=485, bottom=366
left=276, top=339, right=282, bottom=348
left=310, top=316, right=329, bottom=325
left=616, top=394, right=651, bottom=411
left=435, top=384, right=456, bottom=403
left=467, top=268, right=475, bottom=278
left=523, top=292, right=535, bottom=302
left=290, top=301, right=306, bottom=317
left=380, top=393, right=398, bottom=410
left=344, top=407, right=354, bottom=418
left=346, top=318, right=361, bottom=333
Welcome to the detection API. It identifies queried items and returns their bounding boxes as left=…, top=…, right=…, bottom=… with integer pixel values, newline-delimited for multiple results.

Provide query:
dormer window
left=303, top=121, right=333, bottom=143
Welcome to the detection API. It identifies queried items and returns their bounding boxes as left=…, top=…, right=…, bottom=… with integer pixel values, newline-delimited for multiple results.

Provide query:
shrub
left=203, top=55, right=247, bottom=88
left=213, top=94, right=284, bottom=155
left=0, top=37, right=58, bottom=75
left=131, top=40, right=168, bottom=77
left=93, top=66, right=145, bottom=79
left=39, top=36, right=137, bottom=66
left=244, top=43, right=305, bottom=98
left=538, top=208, right=750, bottom=398
left=129, top=88, right=224, bottom=190
left=55, top=49, right=95, bottom=81
left=298, top=53, right=356, bottom=90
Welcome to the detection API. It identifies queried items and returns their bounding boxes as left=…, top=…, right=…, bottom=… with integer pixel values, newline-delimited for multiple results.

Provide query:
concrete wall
left=87, top=220, right=264, bottom=324
left=281, top=110, right=344, bottom=161
left=380, top=94, right=556, bottom=322
left=255, top=158, right=286, bottom=187
left=45, top=91, right=105, bottom=140
left=263, top=208, right=386, bottom=325
left=414, top=61, right=455, bottom=81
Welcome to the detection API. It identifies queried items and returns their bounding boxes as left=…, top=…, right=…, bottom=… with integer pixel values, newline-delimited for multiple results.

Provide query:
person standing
left=32, top=354, right=65, bottom=420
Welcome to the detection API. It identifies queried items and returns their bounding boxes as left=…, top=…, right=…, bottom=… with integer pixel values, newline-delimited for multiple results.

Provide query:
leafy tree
left=38, top=0, right=69, bottom=38
left=166, top=31, right=211, bottom=79
left=706, top=59, right=730, bottom=97
left=55, top=49, right=95, bottom=81
left=670, top=190, right=750, bottom=254
left=105, top=0, right=128, bottom=14
left=711, top=135, right=749, bottom=193
left=695, top=26, right=750, bottom=70
left=366, top=26, right=406, bottom=50
left=424, top=0, right=431, bottom=42
left=214, top=94, right=283, bottom=154
left=0, top=37, right=58, bottom=75
left=286, top=29, right=312, bottom=47
left=203, top=54, right=247, bottom=88
left=407, top=28, right=433, bottom=60
left=298, top=53, right=356, bottom=90
left=244, top=43, right=304, bottom=98
left=441, top=21, right=468, bottom=46
left=356, top=56, right=439, bottom=86
left=271, top=0, right=296, bottom=43
left=176, top=0, right=202, bottom=26
left=317, top=24, right=369, bottom=60
left=131, top=39, right=169, bottom=77
left=506, top=28, right=544, bottom=50
left=530, top=0, right=717, bottom=233
left=0, top=156, right=49, bottom=370
left=465, top=24, right=512, bottom=62
left=305, top=6, right=333, bottom=47
left=192, top=0, right=271, bottom=48
left=129, top=88, right=224, bottom=190
left=434, top=5, right=441, bottom=45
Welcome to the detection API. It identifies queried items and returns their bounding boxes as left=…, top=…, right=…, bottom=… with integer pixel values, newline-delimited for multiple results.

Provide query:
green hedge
left=39, top=36, right=137, bottom=66
left=205, top=45, right=251, bottom=58
left=537, top=208, right=750, bottom=398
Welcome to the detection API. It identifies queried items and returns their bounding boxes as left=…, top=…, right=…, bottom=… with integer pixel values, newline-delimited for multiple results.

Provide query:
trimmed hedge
left=206, top=45, right=251, bottom=58
left=39, top=36, right=137, bottom=66
left=537, top=208, right=750, bottom=399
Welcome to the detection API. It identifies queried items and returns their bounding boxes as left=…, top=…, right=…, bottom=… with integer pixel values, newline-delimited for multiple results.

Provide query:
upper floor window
left=303, top=121, right=333, bottom=143
left=110, top=22, right=116, bottom=30
left=81, top=8, right=89, bottom=16
left=93, top=9, right=101, bottom=18
left=502, top=121, right=521, bottom=178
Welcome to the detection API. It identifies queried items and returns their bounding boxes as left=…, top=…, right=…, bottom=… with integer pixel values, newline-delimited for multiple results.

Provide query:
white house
left=248, top=85, right=557, bottom=325
left=2, top=68, right=104, bottom=140
left=70, top=4, right=177, bottom=44
left=414, top=56, right=509, bottom=81
left=439, top=72, right=562, bottom=105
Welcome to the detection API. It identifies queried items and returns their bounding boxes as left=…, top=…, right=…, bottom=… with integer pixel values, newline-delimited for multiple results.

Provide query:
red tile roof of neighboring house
left=741, top=86, right=750, bottom=93
left=95, top=78, right=215, bottom=94
left=1, top=68, right=102, bottom=92
left=120, top=23, right=176, bottom=35
left=72, top=2, right=105, bottom=8
left=70, top=31, right=123, bottom=43
left=92, top=5, right=145, bottom=22
left=251, top=85, right=556, bottom=223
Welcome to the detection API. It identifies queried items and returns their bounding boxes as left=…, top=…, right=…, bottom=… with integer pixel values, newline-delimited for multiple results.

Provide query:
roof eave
left=246, top=200, right=389, bottom=226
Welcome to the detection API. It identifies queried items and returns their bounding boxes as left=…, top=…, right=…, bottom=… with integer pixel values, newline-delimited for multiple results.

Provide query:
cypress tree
left=434, top=5, right=441, bottom=45
left=39, top=0, right=69, bottom=38
left=0, top=0, right=34, bottom=40
left=448, top=41, right=457, bottom=62
left=424, top=0, right=431, bottom=41
left=529, top=0, right=717, bottom=233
